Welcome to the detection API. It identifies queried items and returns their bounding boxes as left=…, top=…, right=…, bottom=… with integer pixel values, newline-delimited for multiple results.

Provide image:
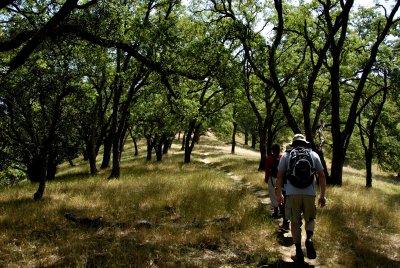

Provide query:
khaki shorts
left=285, top=195, right=317, bottom=223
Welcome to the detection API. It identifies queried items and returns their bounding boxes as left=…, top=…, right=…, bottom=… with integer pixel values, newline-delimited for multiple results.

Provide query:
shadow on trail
left=272, top=260, right=316, bottom=267
left=276, top=228, right=294, bottom=247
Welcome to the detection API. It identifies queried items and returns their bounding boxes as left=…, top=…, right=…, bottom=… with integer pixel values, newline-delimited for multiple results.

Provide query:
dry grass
left=0, top=134, right=399, bottom=267
left=0, top=139, right=277, bottom=267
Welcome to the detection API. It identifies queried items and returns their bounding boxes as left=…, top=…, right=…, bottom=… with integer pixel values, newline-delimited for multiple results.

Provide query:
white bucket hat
left=290, top=133, right=310, bottom=146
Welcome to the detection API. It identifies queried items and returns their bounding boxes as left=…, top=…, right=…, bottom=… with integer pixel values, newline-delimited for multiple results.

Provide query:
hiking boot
left=305, top=239, right=317, bottom=259
left=280, top=220, right=290, bottom=231
left=292, top=247, right=304, bottom=263
left=279, top=204, right=285, bottom=217
left=272, top=207, right=280, bottom=219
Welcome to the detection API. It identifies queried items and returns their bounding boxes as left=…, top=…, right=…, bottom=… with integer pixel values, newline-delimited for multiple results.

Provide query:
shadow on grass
left=354, top=244, right=400, bottom=268
left=52, top=171, right=96, bottom=182
left=0, top=196, right=34, bottom=207
left=388, top=193, right=400, bottom=208
left=343, top=166, right=400, bottom=186
left=323, top=203, right=399, bottom=267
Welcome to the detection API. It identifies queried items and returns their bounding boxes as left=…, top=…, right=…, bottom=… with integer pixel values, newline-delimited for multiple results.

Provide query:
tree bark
left=34, top=179, right=46, bottom=201
left=28, top=155, right=47, bottom=201
left=329, top=144, right=345, bottom=185
left=244, top=131, right=249, bottom=145
left=100, top=132, right=112, bottom=168
left=163, top=139, right=170, bottom=154
left=251, top=134, right=256, bottom=149
left=184, top=122, right=195, bottom=163
left=146, top=136, right=153, bottom=161
left=46, top=159, right=57, bottom=181
left=155, top=138, right=163, bottom=161
left=181, top=131, right=186, bottom=151
left=133, top=137, right=139, bottom=156
left=87, top=139, right=98, bottom=175
left=184, top=120, right=201, bottom=163
left=231, top=121, right=237, bottom=154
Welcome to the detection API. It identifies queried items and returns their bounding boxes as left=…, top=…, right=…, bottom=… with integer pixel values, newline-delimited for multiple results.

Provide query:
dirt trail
left=196, top=138, right=320, bottom=267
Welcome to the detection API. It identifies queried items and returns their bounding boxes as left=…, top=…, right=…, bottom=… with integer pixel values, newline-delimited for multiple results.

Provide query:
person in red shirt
left=265, top=143, right=282, bottom=218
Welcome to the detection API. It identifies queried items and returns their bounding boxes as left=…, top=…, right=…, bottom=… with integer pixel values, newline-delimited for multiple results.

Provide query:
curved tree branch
left=6, top=0, right=84, bottom=73
left=56, top=24, right=210, bottom=80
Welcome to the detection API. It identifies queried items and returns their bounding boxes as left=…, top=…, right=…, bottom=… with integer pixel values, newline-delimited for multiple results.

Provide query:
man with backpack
left=275, top=134, right=327, bottom=263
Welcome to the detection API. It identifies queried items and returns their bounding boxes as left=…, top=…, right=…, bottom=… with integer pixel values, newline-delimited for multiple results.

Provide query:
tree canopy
left=1, top=0, right=400, bottom=198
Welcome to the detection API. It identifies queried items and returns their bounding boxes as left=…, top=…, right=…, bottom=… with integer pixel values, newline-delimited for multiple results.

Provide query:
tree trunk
left=85, top=137, right=98, bottom=175
left=181, top=132, right=186, bottom=151
left=108, top=136, right=121, bottom=179
left=108, top=115, right=122, bottom=179
left=101, top=133, right=112, bottom=169
left=329, top=142, right=345, bottom=185
left=231, top=121, right=237, bottom=154
left=28, top=155, right=47, bottom=201
left=244, top=131, right=249, bottom=145
left=34, top=179, right=46, bottom=201
left=128, top=127, right=139, bottom=156
left=107, top=49, right=131, bottom=180
left=46, top=159, right=57, bottom=181
left=251, top=134, right=256, bottom=149
left=155, top=141, right=163, bottom=161
left=184, top=120, right=200, bottom=163
left=163, top=138, right=171, bottom=154
left=146, top=136, right=153, bottom=161
left=258, top=128, right=267, bottom=171
left=46, top=149, right=58, bottom=181
left=184, top=133, right=193, bottom=163
left=365, top=150, right=373, bottom=188
left=133, top=137, right=138, bottom=156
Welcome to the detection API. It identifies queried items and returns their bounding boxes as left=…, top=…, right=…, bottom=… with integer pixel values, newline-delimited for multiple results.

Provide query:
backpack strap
left=305, top=148, right=316, bottom=174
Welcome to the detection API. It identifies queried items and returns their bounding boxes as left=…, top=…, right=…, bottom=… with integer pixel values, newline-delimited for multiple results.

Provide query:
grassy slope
left=0, top=134, right=399, bottom=267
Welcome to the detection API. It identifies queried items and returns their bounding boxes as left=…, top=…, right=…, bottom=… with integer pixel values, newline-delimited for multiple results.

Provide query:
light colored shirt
left=277, top=149, right=324, bottom=196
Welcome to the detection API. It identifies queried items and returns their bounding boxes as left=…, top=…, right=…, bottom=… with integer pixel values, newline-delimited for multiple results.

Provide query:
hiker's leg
left=303, top=196, right=317, bottom=259
left=303, top=195, right=317, bottom=232
left=286, top=195, right=302, bottom=243
left=291, top=221, right=302, bottom=243
left=282, top=190, right=288, bottom=216
left=280, top=190, right=290, bottom=229
left=268, top=177, right=279, bottom=215
left=305, top=220, right=315, bottom=234
left=305, top=220, right=317, bottom=259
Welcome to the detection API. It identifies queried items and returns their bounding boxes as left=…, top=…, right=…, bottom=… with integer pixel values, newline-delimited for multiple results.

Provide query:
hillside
left=0, top=134, right=399, bottom=267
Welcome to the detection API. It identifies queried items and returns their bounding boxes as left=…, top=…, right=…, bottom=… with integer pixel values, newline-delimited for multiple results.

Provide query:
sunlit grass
left=0, top=140, right=278, bottom=267
left=0, top=136, right=399, bottom=267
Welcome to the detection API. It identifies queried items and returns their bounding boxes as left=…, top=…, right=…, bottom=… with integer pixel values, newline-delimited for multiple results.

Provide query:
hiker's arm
left=275, top=170, right=285, bottom=205
left=317, top=170, right=326, bottom=207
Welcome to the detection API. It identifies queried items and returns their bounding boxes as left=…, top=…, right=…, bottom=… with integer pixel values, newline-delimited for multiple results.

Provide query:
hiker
left=275, top=134, right=327, bottom=263
left=279, top=145, right=292, bottom=231
left=264, top=143, right=282, bottom=218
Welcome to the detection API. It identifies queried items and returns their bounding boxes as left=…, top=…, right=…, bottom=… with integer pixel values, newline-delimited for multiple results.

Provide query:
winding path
left=196, top=144, right=320, bottom=267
